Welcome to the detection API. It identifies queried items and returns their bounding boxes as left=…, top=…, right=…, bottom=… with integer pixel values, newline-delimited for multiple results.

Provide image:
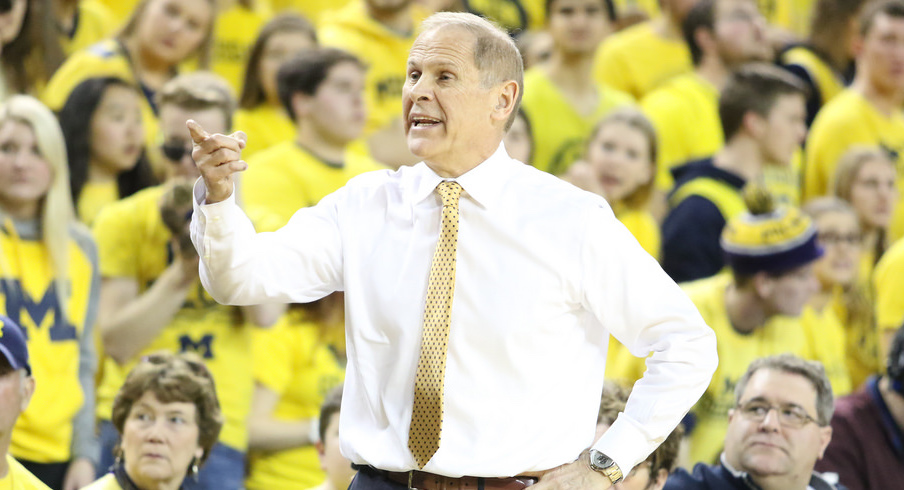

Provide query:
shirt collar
left=410, top=143, right=514, bottom=209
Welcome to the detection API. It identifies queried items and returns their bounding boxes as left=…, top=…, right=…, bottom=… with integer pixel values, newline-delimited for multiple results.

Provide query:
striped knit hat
left=721, top=187, right=823, bottom=275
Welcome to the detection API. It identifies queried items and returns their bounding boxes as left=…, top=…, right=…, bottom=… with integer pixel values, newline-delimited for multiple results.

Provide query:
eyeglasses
left=817, top=232, right=862, bottom=246
left=735, top=400, right=819, bottom=428
left=161, top=140, right=193, bottom=162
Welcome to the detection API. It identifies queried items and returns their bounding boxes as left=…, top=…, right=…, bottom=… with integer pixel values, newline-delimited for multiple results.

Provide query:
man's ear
left=315, top=440, right=327, bottom=471
left=20, top=373, right=35, bottom=412
left=816, top=425, right=832, bottom=459
left=752, top=271, right=773, bottom=299
left=741, top=110, right=768, bottom=141
left=291, top=92, right=313, bottom=120
left=491, top=80, right=519, bottom=124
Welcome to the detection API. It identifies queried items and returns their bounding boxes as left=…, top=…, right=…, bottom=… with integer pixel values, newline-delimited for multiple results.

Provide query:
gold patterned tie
left=408, top=181, right=463, bottom=468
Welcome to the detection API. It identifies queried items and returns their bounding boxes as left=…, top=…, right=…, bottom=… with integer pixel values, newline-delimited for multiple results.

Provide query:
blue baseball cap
left=0, top=315, right=30, bottom=375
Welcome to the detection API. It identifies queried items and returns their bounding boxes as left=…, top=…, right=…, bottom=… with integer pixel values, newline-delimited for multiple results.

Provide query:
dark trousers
left=18, top=460, right=69, bottom=490
left=349, top=466, right=407, bottom=490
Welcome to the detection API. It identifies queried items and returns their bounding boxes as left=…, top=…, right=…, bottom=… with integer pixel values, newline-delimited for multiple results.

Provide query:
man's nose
left=409, top=77, right=433, bottom=101
left=759, top=408, right=782, bottom=431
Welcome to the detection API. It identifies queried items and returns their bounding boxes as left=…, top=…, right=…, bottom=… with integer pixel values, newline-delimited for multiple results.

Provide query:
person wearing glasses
left=91, top=72, right=281, bottom=490
left=665, top=353, right=844, bottom=490
left=802, top=198, right=877, bottom=390
left=681, top=187, right=851, bottom=467
left=82, top=352, right=223, bottom=490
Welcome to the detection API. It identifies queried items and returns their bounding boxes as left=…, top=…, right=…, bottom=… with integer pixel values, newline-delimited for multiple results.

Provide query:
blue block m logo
left=0, top=279, right=77, bottom=341
left=179, top=334, right=215, bottom=359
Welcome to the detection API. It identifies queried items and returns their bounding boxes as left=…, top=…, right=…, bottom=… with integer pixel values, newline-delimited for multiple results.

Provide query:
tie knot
left=436, top=181, right=462, bottom=207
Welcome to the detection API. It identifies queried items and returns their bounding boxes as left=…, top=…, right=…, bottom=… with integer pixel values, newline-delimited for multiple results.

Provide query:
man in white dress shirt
left=187, top=12, right=718, bottom=490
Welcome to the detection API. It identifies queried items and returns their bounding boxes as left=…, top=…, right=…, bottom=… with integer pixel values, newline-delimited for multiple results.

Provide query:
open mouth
left=411, top=116, right=441, bottom=128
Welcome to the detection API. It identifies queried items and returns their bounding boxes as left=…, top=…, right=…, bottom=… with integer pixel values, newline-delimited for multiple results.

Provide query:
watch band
left=600, top=464, right=623, bottom=485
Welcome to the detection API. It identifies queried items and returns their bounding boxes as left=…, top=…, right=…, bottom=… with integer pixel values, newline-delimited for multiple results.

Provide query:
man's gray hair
left=419, top=12, right=524, bottom=130
left=734, top=353, right=835, bottom=426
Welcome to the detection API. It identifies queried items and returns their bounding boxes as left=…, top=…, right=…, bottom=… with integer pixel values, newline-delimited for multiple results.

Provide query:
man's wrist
left=588, top=449, right=624, bottom=484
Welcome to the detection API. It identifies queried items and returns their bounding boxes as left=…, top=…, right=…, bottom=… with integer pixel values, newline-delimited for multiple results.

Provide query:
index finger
left=186, top=119, right=211, bottom=145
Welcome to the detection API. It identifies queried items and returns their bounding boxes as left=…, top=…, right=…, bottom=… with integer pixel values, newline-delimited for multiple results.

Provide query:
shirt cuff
left=192, top=177, right=237, bottom=208
left=592, top=412, right=655, bottom=476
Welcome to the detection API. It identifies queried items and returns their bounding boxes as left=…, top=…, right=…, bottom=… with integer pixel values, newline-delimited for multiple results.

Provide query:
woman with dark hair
left=82, top=352, right=223, bottom=490
left=58, top=77, right=157, bottom=225
left=234, top=13, right=317, bottom=159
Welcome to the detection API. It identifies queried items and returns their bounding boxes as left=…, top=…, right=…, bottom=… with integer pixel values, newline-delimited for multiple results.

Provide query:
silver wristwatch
left=588, top=449, right=624, bottom=484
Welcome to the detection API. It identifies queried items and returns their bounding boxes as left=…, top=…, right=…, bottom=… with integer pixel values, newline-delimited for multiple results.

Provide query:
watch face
left=591, top=450, right=613, bottom=469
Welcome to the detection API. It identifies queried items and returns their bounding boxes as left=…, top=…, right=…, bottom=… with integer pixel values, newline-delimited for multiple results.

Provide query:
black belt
left=355, top=464, right=538, bottom=490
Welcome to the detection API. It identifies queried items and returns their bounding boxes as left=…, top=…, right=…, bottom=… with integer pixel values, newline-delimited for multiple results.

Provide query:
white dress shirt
left=191, top=143, right=717, bottom=478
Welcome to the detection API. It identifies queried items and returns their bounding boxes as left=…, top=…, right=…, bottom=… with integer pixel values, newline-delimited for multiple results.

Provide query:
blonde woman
left=832, top=146, right=898, bottom=280
left=0, top=95, right=99, bottom=489
left=803, top=197, right=878, bottom=389
left=567, top=107, right=660, bottom=259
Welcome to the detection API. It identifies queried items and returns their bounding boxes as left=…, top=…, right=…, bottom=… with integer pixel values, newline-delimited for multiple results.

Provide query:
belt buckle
left=408, top=470, right=415, bottom=490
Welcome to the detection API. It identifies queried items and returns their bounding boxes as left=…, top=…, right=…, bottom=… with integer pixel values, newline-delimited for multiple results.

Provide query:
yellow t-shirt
left=77, top=180, right=119, bottom=227
left=92, top=185, right=254, bottom=452
left=874, top=237, right=904, bottom=335
left=780, top=45, right=845, bottom=108
left=613, top=0, right=659, bottom=17
left=593, top=21, right=692, bottom=100
left=684, top=273, right=851, bottom=465
left=762, top=153, right=802, bottom=208
left=799, top=305, right=852, bottom=396
left=42, top=40, right=159, bottom=160
left=603, top=205, right=661, bottom=385
left=234, top=104, right=296, bottom=160
left=0, top=455, right=52, bottom=490
left=1, top=220, right=99, bottom=463
left=804, top=89, right=904, bottom=240
left=318, top=2, right=427, bottom=134
left=243, top=141, right=385, bottom=231
left=63, top=0, right=118, bottom=56
left=79, top=474, right=121, bottom=490
left=616, top=206, right=660, bottom=260
left=641, top=73, right=721, bottom=189
left=201, top=4, right=269, bottom=96
left=758, top=0, right=816, bottom=39
left=827, top=285, right=880, bottom=390
left=520, top=67, right=634, bottom=174
left=94, top=0, right=139, bottom=29
left=245, top=312, right=345, bottom=490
